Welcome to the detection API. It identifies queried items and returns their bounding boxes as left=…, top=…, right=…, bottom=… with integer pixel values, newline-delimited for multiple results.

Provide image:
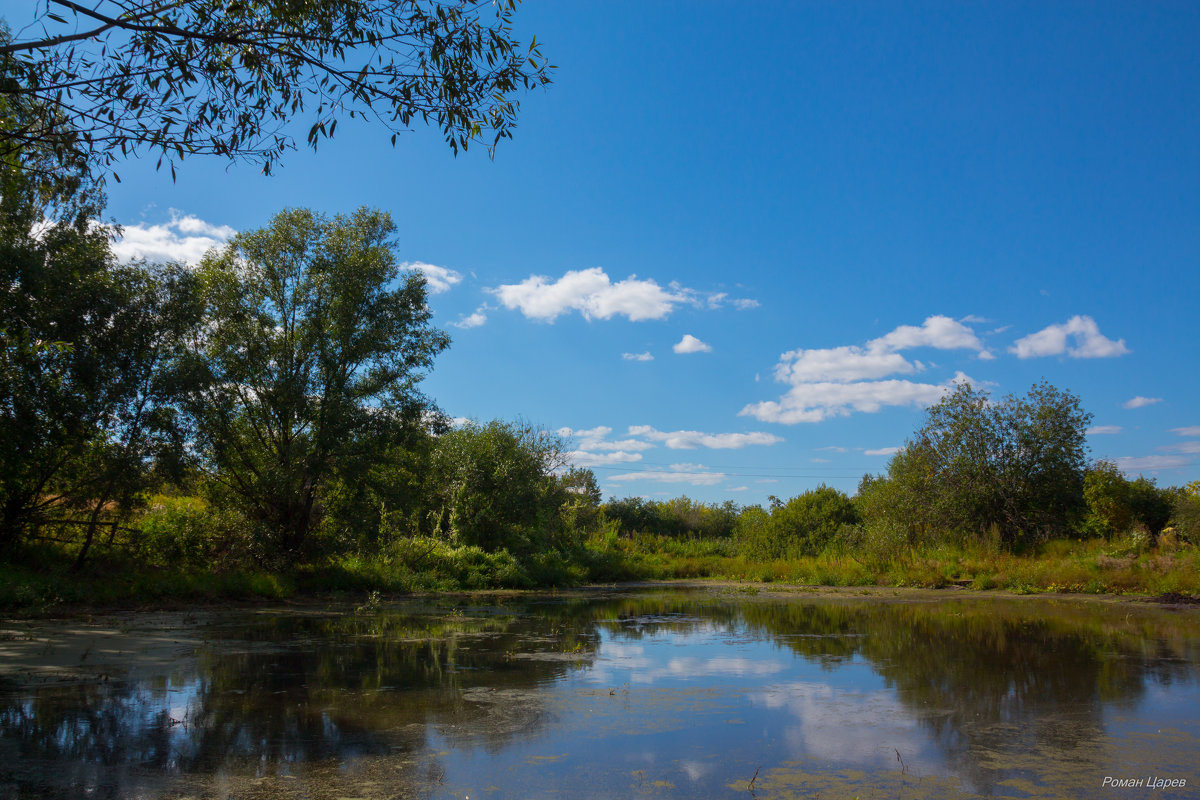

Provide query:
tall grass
left=3, top=527, right=1196, bottom=614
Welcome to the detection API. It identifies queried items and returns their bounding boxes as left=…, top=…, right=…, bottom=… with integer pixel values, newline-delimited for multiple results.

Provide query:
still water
left=1, top=586, right=1198, bottom=799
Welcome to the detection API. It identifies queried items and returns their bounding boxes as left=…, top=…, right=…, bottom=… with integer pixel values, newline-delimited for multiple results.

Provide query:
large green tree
left=190, top=207, right=449, bottom=556
left=1, top=0, right=552, bottom=176
left=860, top=381, right=1092, bottom=545
left=426, top=420, right=572, bottom=553
left=0, top=204, right=199, bottom=554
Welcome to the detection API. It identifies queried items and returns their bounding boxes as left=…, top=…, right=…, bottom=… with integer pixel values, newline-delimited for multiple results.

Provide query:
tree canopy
left=860, top=380, right=1093, bottom=545
left=1, top=0, right=552, bottom=177
left=190, top=206, right=449, bottom=555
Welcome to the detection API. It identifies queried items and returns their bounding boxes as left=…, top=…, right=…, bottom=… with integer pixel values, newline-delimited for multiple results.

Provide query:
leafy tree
left=189, top=207, right=449, bottom=557
left=1083, top=461, right=1175, bottom=538
left=0, top=208, right=199, bottom=556
left=602, top=496, right=657, bottom=536
left=1083, top=460, right=1133, bottom=536
left=862, top=381, right=1092, bottom=546
left=558, top=467, right=602, bottom=533
left=1171, top=481, right=1200, bottom=543
left=737, top=485, right=857, bottom=559
left=426, top=420, right=571, bottom=552
left=1, top=0, right=553, bottom=176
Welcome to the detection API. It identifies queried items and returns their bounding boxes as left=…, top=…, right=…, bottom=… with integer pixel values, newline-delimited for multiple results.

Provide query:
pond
left=1, top=586, right=1198, bottom=799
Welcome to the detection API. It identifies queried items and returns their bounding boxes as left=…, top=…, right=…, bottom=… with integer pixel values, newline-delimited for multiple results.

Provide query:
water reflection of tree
left=734, top=599, right=1199, bottom=793
left=0, top=606, right=599, bottom=798
left=529, top=591, right=1200, bottom=794
left=3, top=593, right=1198, bottom=798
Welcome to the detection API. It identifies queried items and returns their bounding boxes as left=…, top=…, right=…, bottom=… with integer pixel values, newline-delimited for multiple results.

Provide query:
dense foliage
left=188, top=207, right=448, bottom=557
left=1, top=0, right=553, bottom=175
left=856, top=381, right=1093, bottom=547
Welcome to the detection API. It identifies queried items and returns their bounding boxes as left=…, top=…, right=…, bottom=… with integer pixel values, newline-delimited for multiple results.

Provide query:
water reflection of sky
left=4, top=592, right=1200, bottom=799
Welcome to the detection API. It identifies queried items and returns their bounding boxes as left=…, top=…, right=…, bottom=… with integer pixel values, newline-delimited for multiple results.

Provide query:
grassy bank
left=591, top=531, right=1200, bottom=597
left=3, top=530, right=1198, bottom=615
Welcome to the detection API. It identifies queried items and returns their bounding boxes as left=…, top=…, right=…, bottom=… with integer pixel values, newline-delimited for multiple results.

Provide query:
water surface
left=2, top=587, right=1198, bottom=798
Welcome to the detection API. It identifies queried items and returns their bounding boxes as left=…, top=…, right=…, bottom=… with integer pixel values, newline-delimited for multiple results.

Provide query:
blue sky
left=12, top=1, right=1198, bottom=504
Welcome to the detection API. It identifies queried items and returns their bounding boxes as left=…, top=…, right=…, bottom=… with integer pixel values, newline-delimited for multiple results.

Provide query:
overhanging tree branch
left=1, top=0, right=552, bottom=176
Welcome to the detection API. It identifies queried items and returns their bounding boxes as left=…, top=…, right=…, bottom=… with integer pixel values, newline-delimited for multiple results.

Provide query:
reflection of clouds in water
left=589, top=644, right=785, bottom=685
left=679, top=760, right=711, bottom=782
left=752, top=682, right=920, bottom=768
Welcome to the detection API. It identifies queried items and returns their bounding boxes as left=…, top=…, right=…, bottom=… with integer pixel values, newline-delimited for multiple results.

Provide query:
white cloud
left=732, top=298, right=761, bottom=310
left=570, top=450, right=644, bottom=466
left=489, top=267, right=692, bottom=322
left=868, top=315, right=985, bottom=353
left=1160, top=441, right=1200, bottom=455
left=729, top=486, right=749, bottom=492
left=748, top=317, right=990, bottom=425
left=810, top=458, right=831, bottom=463
left=774, top=316, right=986, bottom=385
left=775, top=346, right=916, bottom=383
left=111, top=210, right=235, bottom=264
left=608, top=470, right=726, bottom=486
left=1123, top=396, right=1162, bottom=409
left=622, top=351, right=654, bottom=361
left=1170, top=426, right=1200, bottom=437
left=401, top=261, right=462, bottom=294
left=627, top=425, right=782, bottom=450
left=1086, top=425, right=1123, bottom=435
left=816, top=446, right=849, bottom=453
left=741, top=373, right=968, bottom=424
left=451, top=309, right=487, bottom=329
left=559, top=425, right=656, bottom=453
left=1112, top=455, right=1190, bottom=472
left=864, top=447, right=900, bottom=456
left=673, top=334, right=712, bottom=354
left=1010, top=315, right=1129, bottom=359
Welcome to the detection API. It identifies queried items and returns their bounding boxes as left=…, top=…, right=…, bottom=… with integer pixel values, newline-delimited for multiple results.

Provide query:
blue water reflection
left=2, top=589, right=1198, bottom=798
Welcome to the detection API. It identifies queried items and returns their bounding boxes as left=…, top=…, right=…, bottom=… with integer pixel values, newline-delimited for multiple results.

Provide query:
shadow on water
left=1, top=590, right=1198, bottom=798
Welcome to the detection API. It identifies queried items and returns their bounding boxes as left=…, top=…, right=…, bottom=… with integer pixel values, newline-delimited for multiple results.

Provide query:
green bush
left=134, top=497, right=259, bottom=568
left=737, top=486, right=857, bottom=559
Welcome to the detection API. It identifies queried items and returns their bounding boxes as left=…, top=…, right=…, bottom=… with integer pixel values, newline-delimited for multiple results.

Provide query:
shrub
left=736, top=486, right=857, bottom=559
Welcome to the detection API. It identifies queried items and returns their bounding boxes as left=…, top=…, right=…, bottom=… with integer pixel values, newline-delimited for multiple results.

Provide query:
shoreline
left=4, top=578, right=1197, bottom=623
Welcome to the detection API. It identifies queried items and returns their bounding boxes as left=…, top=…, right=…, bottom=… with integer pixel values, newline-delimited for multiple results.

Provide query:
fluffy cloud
left=1113, top=455, right=1190, bottom=472
left=560, top=424, right=780, bottom=464
left=742, top=374, right=968, bottom=424
left=627, top=425, right=782, bottom=450
left=746, top=317, right=993, bottom=424
left=732, top=298, right=761, bottom=310
left=451, top=309, right=488, bottom=329
left=570, top=450, right=644, bottom=466
left=622, top=351, right=654, bottom=361
left=559, top=426, right=657, bottom=453
left=775, top=347, right=916, bottom=383
left=1160, top=441, right=1200, bottom=455
left=608, top=469, right=726, bottom=486
left=1087, top=425, right=1123, bottom=435
left=673, top=334, right=712, bottom=354
left=1123, top=396, right=1162, bottom=409
left=1010, top=315, right=1129, bottom=359
left=774, top=315, right=986, bottom=385
left=1171, top=426, right=1200, bottom=437
left=111, top=211, right=235, bottom=264
left=489, top=267, right=692, bottom=322
left=401, top=261, right=462, bottom=293
left=864, top=446, right=900, bottom=456
left=869, top=315, right=985, bottom=353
